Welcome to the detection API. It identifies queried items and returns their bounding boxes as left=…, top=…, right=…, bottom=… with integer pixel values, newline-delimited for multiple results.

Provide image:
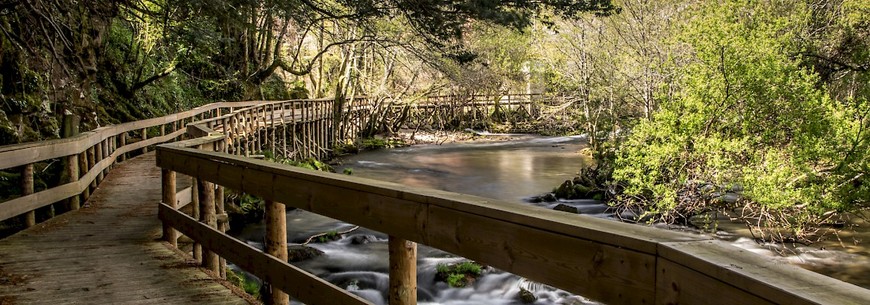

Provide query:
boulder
left=349, top=235, right=378, bottom=245
left=287, top=245, right=324, bottom=262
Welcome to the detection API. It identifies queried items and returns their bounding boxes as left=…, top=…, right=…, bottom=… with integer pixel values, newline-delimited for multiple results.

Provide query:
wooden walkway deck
left=0, top=153, right=250, bottom=305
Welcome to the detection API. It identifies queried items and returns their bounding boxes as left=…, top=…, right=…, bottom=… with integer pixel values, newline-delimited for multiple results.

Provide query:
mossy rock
left=435, top=261, right=484, bottom=288
left=553, top=204, right=580, bottom=214
left=518, top=287, right=537, bottom=304
left=288, top=245, right=324, bottom=262
left=554, top=180, right=575, bottom=199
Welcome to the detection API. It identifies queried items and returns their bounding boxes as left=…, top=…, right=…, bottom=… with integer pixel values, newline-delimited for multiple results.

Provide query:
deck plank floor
left=0, top=153, right=251, bottom=305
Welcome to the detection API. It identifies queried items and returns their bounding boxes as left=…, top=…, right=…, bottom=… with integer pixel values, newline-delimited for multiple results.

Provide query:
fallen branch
left=302, top=226, right=360, bottom=245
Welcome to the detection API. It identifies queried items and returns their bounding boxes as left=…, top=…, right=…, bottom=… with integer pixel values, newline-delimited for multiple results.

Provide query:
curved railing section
left=0, top=101, right=266, bottom=223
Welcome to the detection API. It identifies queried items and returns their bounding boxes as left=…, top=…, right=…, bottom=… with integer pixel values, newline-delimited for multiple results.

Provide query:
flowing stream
left=231, top=135, right=870, bottom=304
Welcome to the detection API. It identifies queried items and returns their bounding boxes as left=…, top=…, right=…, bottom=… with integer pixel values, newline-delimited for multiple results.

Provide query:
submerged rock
left=349, top=234, right=378, bottom=245
left=527, top=193, right=558, bottom=203
left=518, top=287, right=537, bottom=304
left=543, top=193, right=558, bottom=202
left=287, top=245, right=324, bottom=262
left=553, top=204, right=580, bottom=214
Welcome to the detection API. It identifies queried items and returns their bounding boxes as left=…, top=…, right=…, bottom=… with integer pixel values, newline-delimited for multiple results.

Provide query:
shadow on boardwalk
left=0, top=153, right=251, bottom=305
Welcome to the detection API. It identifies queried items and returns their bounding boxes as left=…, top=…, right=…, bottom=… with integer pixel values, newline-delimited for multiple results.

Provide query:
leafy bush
left=610, top=1, right=869, bottom=243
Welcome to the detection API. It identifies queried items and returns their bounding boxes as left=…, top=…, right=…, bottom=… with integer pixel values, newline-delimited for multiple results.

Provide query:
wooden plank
left=656, top=258, right=774, bottom=305
left=658, top=240, right=870, bottom=305
left=158, top=203, right=371, bottom=305
left=426, top=205, right=655, bottom=304
left=176, top=186, right=193, bottom=209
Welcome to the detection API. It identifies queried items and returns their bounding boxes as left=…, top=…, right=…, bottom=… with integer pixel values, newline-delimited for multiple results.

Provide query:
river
left=231, top=135, right=870, bottom=304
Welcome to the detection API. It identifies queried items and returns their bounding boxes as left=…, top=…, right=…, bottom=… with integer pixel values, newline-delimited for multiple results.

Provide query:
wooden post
left=95, top=141, right=104, bottom=184
left=191, top=177, right=201, bottom=262
left=102, top=139, right=110, bottom=172
left=162, top=169, right=178, bottom=247
left=140, top=128, right=148, bottom=154
left=67, top=154, right=80, bottom=211
left=79, top=152, right=90, bottom=202
left=199, top=179, right=219, bottom=274
left=161, top=124, right=165, bottom=137
left=87, top=146, right=96, bottom=190
left=264, top=200, right=289, bottom=305
left=216, top=184, right=227, bottom=279
left=119, top=133, right=126, bottom=162
left=270, top=105, right=276, bottom=154
left=389, top=236, right=417, bottom=305
left=21, top=164, right=35, bottom=227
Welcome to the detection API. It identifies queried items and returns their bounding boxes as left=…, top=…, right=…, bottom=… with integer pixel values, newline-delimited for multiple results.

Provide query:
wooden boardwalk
left=0, top=153, right=250, bottom=305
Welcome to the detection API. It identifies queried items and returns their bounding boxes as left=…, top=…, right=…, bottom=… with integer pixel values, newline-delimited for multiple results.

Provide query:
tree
left=609, top=0, right=869, bottom=243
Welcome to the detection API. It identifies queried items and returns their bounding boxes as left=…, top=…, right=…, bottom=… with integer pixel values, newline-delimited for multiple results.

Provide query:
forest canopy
left=0, top=0, right=615, bottom=144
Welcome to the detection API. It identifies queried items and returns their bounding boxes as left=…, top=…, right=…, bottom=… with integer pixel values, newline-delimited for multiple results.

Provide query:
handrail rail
left=7, top=94, right=862, bottom=304
left=0, top=100, right=274, bottom=223
left=156, top=145, right=870, bottom=305
left=157, top=101, right=870, bottom=304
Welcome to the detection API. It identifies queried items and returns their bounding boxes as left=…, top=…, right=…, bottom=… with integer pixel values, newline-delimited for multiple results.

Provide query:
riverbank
left=393, top=128, right=537, bottom=145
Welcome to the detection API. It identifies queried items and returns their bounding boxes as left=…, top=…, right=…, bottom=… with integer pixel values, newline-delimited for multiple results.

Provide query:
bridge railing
left=0, top=101, right=269, bottom=225
left=157, top=105, right=870, bottom=305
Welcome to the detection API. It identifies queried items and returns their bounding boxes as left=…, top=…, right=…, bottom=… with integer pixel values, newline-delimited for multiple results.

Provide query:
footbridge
left=1, top=96, right=868, bottom=304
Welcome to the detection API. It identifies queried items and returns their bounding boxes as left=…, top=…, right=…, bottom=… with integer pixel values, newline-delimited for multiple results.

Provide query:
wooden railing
left=4, top=96, right=870, bottom=304
left=156, top=103, right=870, bottom=305
left=0, top=101, right=269, bottom=224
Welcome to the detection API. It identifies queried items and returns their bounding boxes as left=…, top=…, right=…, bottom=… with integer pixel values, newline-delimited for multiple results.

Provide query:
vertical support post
left=141, top=128, right=148, bottom=154
left=389, top=236, right=417, bottom=305
left=199, top=179, right=219, bottom=274
left=270, top=104, right=276, bottom=154
left=87, top=146, right=96, bottom=190
left=95, top=140, right=104, bottom=184
left=264, top=199, right=288, bottom=305
left=162, top=169, right=178, bottom=247
left=191, top=176, right=201, bottom=262
left=79, top=151, right=90, bottom=202
left=102, top=139, right=110, bottom=172
left=215, top=182, right=227, bottom=278
left=21, top=164, right=35, bottom=227
left=67, top=154, right=80, bottom=211
left=119, top=133, right=127, bottom=162
left=161, top=124, right=165, bottom=137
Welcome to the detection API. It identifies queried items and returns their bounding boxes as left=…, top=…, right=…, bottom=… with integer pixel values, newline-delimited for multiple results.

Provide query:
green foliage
left=446, top=273, right=466, bottom=288
left=316, top=231, right=340, bottom=243
left=226, top=269, right=261, bottom=299
left=609, top=0, right=869, bottom=242
left=436, top=261, right=483, bottom=287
